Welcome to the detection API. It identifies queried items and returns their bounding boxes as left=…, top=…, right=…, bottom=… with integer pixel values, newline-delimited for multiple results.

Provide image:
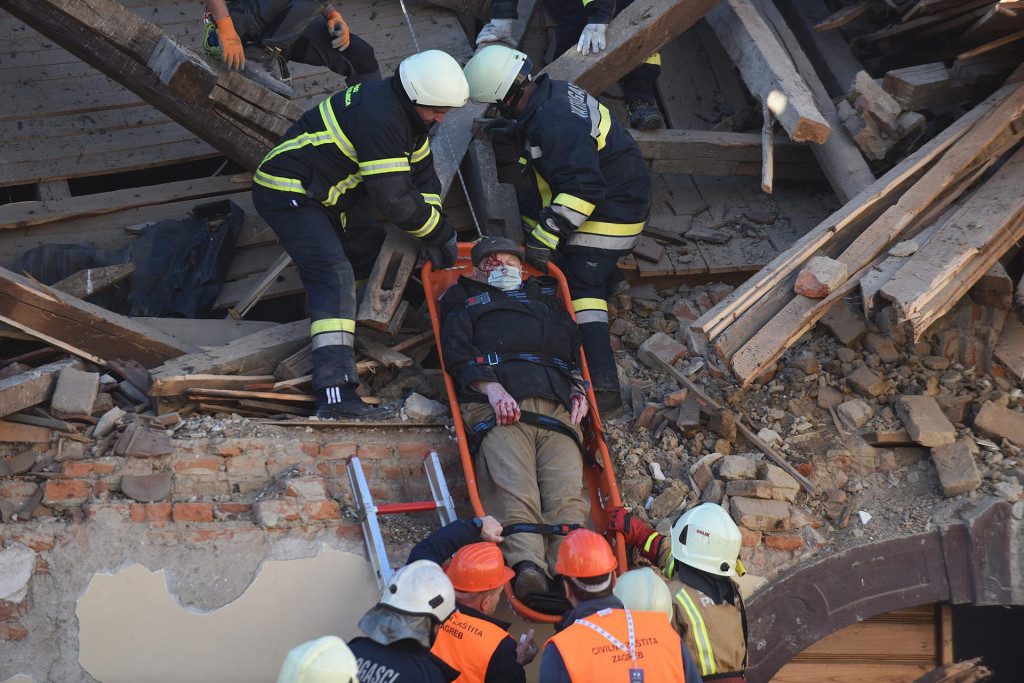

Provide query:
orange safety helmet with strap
left=446, top=543, right=515, bottom=593
left=554, top=528, right=617, bottom=578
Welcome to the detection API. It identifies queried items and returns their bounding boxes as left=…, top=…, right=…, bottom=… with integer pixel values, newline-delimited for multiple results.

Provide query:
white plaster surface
left=76, top=547, right=378, bottom=683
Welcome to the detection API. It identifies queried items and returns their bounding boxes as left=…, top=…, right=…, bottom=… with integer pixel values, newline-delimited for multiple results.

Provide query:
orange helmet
left=554, top=529, right=617, bottom=578
left=446, top=543, right=515, bottom=592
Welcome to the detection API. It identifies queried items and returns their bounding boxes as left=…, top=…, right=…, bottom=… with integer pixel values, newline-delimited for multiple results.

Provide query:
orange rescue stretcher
left=422, top=242, right=627, bottom=623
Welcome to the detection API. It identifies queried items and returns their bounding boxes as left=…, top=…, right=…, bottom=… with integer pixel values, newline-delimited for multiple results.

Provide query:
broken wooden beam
left=0, top=266, right=196, bottom=368
left=52, top=264, right=135, bottom=300
left=0, top=359, right=84, bottom=419
left=706, top=0, right=831, bottom=144
left=540, top=0, right=722, bottom=97
left=149, top=374, right=278, bottom=397
left=628, top=129, right=817, bottom=179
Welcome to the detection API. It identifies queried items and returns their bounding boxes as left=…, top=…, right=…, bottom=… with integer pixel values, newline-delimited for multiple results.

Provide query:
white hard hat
left=379, top=559, right=456, bottom=623
left=671, top=503, right=742, bottom=577
left=613, top=568, right=673, bottom=621
left=399, top=50, right=470, bottom=108
left=463, top=44, right=532, bottom=105
left=276, top=636, right=358, bottom=683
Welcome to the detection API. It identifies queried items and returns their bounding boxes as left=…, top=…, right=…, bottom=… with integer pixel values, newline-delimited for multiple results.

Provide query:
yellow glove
left=326, top=10, right=350, bottom=52
left=215, top=16, right=245, bottom=70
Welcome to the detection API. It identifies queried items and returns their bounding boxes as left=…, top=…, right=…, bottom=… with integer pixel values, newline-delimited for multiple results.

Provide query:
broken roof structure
left=1, top=0, right=1024, bottom=681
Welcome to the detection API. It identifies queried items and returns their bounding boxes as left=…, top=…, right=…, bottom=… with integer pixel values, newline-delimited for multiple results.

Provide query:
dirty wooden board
left=695, top=236, right=777, bottom=274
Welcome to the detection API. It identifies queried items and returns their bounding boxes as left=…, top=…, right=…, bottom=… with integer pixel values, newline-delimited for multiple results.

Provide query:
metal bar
left=424, top=450, right=457, bottom=525
left=345, top=455, right=393, bottom=591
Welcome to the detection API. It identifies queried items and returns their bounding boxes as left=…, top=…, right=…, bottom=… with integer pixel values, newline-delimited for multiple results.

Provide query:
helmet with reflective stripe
left=671, top=503, right=742, bottom=577
left=463, top=45, right=532, bottom=112
left=613, top=567, right=673, bottom=621
left=276, top=636, right=357, bottom=683
left=554, top=528, right=617, bottom=578
left=399, top=50, right=470, bottom=108
left=446, top=542, right=515, bottom=592
left=380, top=559, right=457, bottom=623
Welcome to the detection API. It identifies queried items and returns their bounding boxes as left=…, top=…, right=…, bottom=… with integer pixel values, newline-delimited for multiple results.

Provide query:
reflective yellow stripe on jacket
left=676, top=587, right=717, bottom=676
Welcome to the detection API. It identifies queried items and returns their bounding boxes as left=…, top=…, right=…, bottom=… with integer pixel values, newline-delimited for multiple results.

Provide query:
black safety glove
left=482, top=117, right=522, bottom=146
left=419, top=217, right=458, bottom=270
left=523, top=231, right=552, bottom=274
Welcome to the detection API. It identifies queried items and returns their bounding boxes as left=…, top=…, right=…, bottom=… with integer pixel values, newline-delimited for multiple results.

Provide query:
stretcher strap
left=501, top=522, right=582, bottom=536
left=468, top=410, right=602, bottom=471
left=462, top=351, right=571, bottom=373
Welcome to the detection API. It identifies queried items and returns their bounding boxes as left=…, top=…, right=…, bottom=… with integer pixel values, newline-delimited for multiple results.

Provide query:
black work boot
left=241, top=45, right=295, bottom=98
left=316, top=385, right=391, bottom=420
left=512, top=561, right=550, bottom=601
left=595, top=389, right=625, bottom=421
left=626, top=99, right=664, bottom=130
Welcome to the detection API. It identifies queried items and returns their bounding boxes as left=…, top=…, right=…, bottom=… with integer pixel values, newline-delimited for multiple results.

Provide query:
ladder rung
left=377, top=501, right=441, bottom=514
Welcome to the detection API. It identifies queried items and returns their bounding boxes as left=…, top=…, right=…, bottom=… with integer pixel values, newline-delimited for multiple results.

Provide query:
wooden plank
left=957, top=27, right=1024, bottom=60
left=774, top=0, right=863, bottom=96
left=212, top=264, right=303, bottom=310
left=859, top=0, right=994, bottom=44
left=353, top=337, right=413, bottom=369
left=0, top=358, right=83, bottom=419
left=798, top=621, right=935, bottom=659
left=187, top=388, right=314, bottom=402
left=0, top=266, right=195, bottom=368
left=149, top=374, right=277, bottom=397
left=706, top=0, right=830, bottom=144
left=0, top=419, right=52, bottom=443
left=148, top=318, right=309, bottom=379
left=813, top=2, right=870, bottom=31
left=540, top=0, right=722, bottom=97
left=995, top=315, right=1024, bottom=380
left=761, top=103, right=774, bottom=194
left=51, top=264, right=135, bottom=300
left=880, top=145, right=1024, bottom=335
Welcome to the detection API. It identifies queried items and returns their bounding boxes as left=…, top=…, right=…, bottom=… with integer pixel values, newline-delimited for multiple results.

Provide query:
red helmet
left=554, top=529, right=617, bottom=578
left=446, top=543, right=515, bottom=592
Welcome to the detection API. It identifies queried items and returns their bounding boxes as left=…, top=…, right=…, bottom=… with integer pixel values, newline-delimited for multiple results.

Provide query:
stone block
left=675, top=399, right=701, bottom=436
left=847, top=366, right=886, bottom=397
left=756, top=463, right=799, bottom=502
left=837, top=399, right=873, bottom=429
left=700, top=479, right=724, bottom=504
left=930, top=442, right=981, bottom=497
left=49, top=368, right=100, bottom=418
left=863, top=333, right=900, bottom=363
left=725, top=479, right=775, bottom=499
left=404, top=393, right=447, bottom=421
left=935, top=395, right=971, bottom=424
left=794, top=256, right=848, bottom=298
left=669, top=299, right=701, bottom=323
left=637, top=332, right=688, bottom=370
left=619, top=476, right=653, bottom=504
left=895, top=395, right=956, bottom=447
left=974, top=401, right=1024, bottom=448
left=816, top=385, right=844, bottom=409
left=708, top=409, right=737, bottom=441
left=254, top=499, right=302, bottom=529
left=120, top=472, right=173, bottom=502
left=286, top=478, right=328, bottom=501
left=650, top=487, right=687, bottom=518
left=662, top=389, right=689, bottom=408
left=730, top=497, right=790, bottom=532
left=716, top=455, right=758, bottom=481
left=820, top=302, right=868, bottom=345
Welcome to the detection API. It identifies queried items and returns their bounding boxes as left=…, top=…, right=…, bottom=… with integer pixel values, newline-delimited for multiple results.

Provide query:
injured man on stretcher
left=439, top=236, right=591, bottom=603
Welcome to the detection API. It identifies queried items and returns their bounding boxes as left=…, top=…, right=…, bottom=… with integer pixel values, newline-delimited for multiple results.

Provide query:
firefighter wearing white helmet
left=348, top=560, right=459, bottom=682
left=276, top=635, right=358, bottom=683
left=463, top=45, right=652, bottom=420
left=252, top=50, right=468, bottom=421
left=607, top=502, right=754, bottom=682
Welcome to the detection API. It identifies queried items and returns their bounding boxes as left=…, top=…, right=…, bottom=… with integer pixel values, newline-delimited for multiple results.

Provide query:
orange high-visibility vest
left=431, top=609, right=514, bottom=683
left=546, top=608, right=687, bottom=682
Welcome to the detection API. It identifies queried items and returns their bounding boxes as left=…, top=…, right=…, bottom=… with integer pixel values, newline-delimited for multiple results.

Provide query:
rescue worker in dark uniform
left=474, top=0, right=663, bottom=130
left=607, top=503, right=750, bottom=682
left=439, top=236, right=591, bottom=600
left=407, top=515, right=540, bottom=682
left=203, top=0, right=380, bottom=87
left=539, top=529, right=703, bottom=682
left=252, top=50, right=468, bottom=419
left=463, top=46, right=653, bottom=418
left=348, top=560, right=460, bottom=683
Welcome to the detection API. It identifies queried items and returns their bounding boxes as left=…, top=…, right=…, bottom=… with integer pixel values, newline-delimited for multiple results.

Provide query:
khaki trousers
left=462, top=397, right=590, bottom=578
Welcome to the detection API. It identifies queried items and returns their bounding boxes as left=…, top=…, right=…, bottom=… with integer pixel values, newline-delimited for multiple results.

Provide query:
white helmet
left=463, top=45, right=532, bottom=106
left=671, top=503, right=742, bottom=577
left=399, top=50, right=470, bottom=108
left=380, top=559, right=456, bottom=623
left=613, top=568, right=673, bottom=621
left=276, top=636, right=358, bottom=683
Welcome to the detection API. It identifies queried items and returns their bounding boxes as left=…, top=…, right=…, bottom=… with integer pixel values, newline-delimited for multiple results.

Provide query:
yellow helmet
left=276, top=636, right=358, bottom=683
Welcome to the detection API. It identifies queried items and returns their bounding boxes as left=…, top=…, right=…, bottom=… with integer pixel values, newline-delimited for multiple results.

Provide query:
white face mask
left=488, top=265, right=522, bottom=291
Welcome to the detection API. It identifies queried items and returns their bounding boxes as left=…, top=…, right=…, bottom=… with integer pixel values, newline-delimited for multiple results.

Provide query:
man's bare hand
left=516, top=629, right=539, bottom=665
left=484, top=382, right=520, bottom=425
left=569, top=392, right=589, bottom=425
left=479, top=515, right=504, bottom=543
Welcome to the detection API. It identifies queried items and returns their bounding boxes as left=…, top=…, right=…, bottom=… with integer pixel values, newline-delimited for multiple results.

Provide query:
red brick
left=147, top=529, right=179, bottom=544
left=92, top=459, right=118, bottom=475
left=795, top=463, right=814, bottom=477
left=61, top=461, right=94, bottom=477
left=303, top=499, right=341, bottom=520
left=266, top=454, right=315, bottom=475
left=173, top=502, right=214, bottom=522
left=0, top=600, right=26, bottom=620
left=84, top=502, right=131, bottom=518
left=321, top=443, right=357, bottom=460
left=317, top=462, right=348, bottom=477
left=397, top=442, right=436, bottom=459
left=739, top=527, right=762, bottom=547
left=215, top=503, right=252, bottom=516
left=187, top=527, right=261, bottom=543
left=1, top=482, right=39, bottom=499
left=662, top=390, right=689, bottom=408
left=35, top=557, right=50, bottom=575
left=226, top=456, right=267, bottom=476
left=0, top=621, right=28, bottom=641
left=765, top=533, right=804, bottom=551
left=43, top=480, right=91, bottom=504
left=174, top=457, right=222, bottom=473
left=130, top=502, right=172, bottom=523
left=92, top=482, right=108, bottom=497
left=214, top=444, right=243, bottom=458
left=357, top=445, right=391, bottom=460
left=14, top=532, right=55, bottom=552
left=299, top=442, right=320, bottom=458
left=334, top=523, right=362, bottom=541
